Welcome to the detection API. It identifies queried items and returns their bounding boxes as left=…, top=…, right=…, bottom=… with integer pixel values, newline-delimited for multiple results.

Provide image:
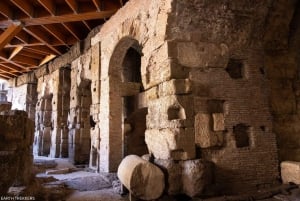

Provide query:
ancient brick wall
left=8, top=0, right=297, bottom=196
left=157, top=0, right=279, bottom=194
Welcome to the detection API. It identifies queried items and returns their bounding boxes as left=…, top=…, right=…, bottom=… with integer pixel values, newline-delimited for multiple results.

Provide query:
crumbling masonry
left=9, top=0, right=300, bottom=196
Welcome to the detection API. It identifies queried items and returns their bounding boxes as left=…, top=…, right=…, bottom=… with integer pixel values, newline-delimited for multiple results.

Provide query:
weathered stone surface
left=177, top=42, right=229, bottom=68
left=182, top=159, right=212, bottom=197
left=145, top=128, right=195, bottom=160
left=281, top=161, right=300, bottom=185
left=195, top=113, right=223, bottom=148
left=154, top=158, right=212, bottom=196
left=158, top=79, right=192, bottom=97
left=147, top=95, right=194, bottom=129
left=16, top=72, right=37, bottom=86
left=212, top=113, right=225, bottom=131
left=117, top=155, right=165, bottom=200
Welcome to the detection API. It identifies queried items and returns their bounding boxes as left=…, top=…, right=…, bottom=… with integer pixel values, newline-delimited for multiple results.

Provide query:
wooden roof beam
left=65, top=0, right=78, bottom=13
left=0, top=22, right=23, bottom=50
left=0, top=1, right=13, bottom=19
left=0, top=65, right=21, bottom=76
left=0, top=61, right=25, bottom=72
left=12, top=55, right=39, bottom=66
left=24, top=46, right=57, bottom=55
left=19, top=50, right=45, bottom=60
left=8, top=46, right=23, bottom=60
left=0, top=50, right=33, bottom=71
left=39, top=54, right=56, bottom=66
left=42, top=24, right=68, bottom=46
left=62, top=23, right=81, bottom=40
left=24, top=26, right=63, bottom=55
left=0, top=72, right=12, bottom=79
left=21, top=10, right=118, bottom=26
left=65, top=0, right=91, bottom=31
left=37, top=0, right=56, bottom=16
left=92, top=0, right=102, bottom=11
left=11, top=0, right=34, bottom=18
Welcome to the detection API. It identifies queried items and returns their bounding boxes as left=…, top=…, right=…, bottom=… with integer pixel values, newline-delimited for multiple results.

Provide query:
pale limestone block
left=159, top=79, right=192, bottom=97
left=177, top=42, right=229, bottom=68
left=142, top=58, right=189, bottom=90
left=117, top=155, right=165, bottom=200
left=145, top=128, right=195, bottom=160
left=145, top=86, right=158, bottom=100
left=195, top=113, right=223, bottom=148
left=147, top=95, right=193, bottom=129
left=212, top=113, right=225, bottom=131
left=281, top=161, right=300, bottom=184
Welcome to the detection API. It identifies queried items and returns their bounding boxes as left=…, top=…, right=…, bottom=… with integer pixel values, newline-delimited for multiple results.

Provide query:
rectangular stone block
left=159, top=79, right=191, bottom=97
left=142, top=58, right=189, bottom=90
left=177, top=42, right=229, bottom=68
left=147, top=95, right=194, bottom=129
left=281, top=161, right=300, bottom=184
left=16, top=72, right=37, bottom=86
left=194, top=113, right=223, bottom=148
left=212, top=113, right=225, bottom=131
left=145, top=128, right=195, bottom=160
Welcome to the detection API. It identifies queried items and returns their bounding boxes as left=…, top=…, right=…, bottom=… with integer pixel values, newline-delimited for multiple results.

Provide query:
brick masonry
left=8, top=0, right=300, bottom=196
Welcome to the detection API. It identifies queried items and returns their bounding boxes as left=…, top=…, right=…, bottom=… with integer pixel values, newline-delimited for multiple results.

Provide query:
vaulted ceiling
left=0, top=0, right=128, bottom=80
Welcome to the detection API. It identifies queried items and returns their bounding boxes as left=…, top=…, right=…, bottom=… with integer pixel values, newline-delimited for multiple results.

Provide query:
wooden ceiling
left=0, top=0, right=128, bottom=80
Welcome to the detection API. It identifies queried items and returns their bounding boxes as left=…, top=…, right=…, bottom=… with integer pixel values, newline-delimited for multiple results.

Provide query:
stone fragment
left=117, top=155, right=165, bottom=200
left=145, top=128, right=195, bottom=160
left=159, top=79, right=192, bottom=97
left=181, top=159, right=212, bottom=197
left=212, top=113, right=225, bottom=131
left=195, top=113, right=223, bottom=148
left=281, top=161, right=300, bottom=184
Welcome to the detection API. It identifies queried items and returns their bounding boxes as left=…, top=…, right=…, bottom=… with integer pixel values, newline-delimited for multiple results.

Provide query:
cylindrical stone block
left=117, top=155, right=165, bottom=200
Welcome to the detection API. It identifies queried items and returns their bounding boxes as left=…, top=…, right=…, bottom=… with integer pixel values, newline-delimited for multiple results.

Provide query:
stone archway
left=103, top=37, right=147, bottom=171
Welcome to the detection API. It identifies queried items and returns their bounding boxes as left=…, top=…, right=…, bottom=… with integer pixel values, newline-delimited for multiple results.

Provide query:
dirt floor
left=7, top=156, right=300, bottom=201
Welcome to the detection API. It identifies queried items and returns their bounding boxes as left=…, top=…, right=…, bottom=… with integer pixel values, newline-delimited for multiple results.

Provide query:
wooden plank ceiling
left=0, top=0, right=128, bottom=80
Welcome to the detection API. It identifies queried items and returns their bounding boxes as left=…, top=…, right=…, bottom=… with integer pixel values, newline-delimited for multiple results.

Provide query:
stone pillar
left=49, top=67, right=71, bottom=158
left=68, top=57, right=92, bottom=164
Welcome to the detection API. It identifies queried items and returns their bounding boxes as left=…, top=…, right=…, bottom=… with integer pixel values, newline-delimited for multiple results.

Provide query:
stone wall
left=9, top=0, right=300, bottom=196
left=0, top=110, right=34, bottom=195
left=9, top=73, right=37, bottom=121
